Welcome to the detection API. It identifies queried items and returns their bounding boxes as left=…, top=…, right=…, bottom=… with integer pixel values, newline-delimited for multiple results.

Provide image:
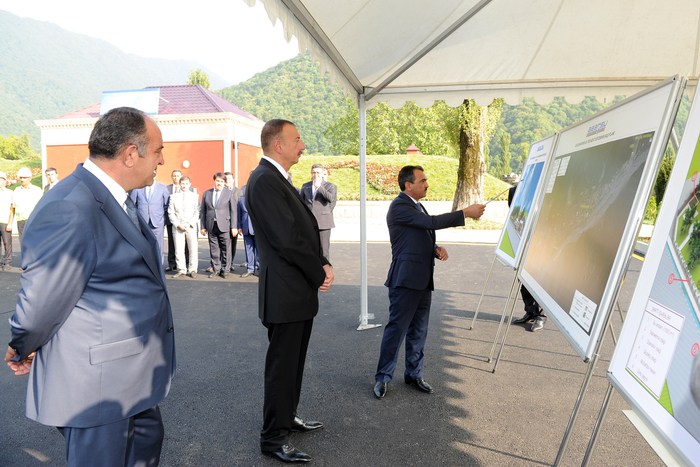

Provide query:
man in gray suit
left=200, top=173, right=237, bottom=278
left=300, top=163, right=337, bottom=260
left=5, top=107, right=176, bottom=466
left=168, top=176, right=200, bottom=278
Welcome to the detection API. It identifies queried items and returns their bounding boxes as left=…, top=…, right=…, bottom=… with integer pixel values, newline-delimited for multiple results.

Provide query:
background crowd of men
left=0, top=163, right=339, bottom=278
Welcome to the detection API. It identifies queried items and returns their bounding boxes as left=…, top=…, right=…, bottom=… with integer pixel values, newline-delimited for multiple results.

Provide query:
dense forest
left=217, top=53, right=347, bottom=155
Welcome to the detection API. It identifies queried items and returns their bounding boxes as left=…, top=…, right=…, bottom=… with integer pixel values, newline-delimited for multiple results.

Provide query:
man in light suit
left=246, top=119, right=334, bottom=463
left=165, top=169, right=182, bottom=271
left=131, top=174, right=170, bottom=264
left=237, top=185, right=258, bottom=278
left=300, top=163, right=337, bottom=260
left=373, top=165, right=484, bottom=399
left=5, top=107, right=176, bottom=466
left=168, top=176, right=200, bottom=278
left=200, top=172, right=237, bottom=278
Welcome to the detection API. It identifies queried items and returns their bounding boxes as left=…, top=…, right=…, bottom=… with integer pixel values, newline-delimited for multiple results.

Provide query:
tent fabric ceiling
left=243, top=0, right=700, bottom=107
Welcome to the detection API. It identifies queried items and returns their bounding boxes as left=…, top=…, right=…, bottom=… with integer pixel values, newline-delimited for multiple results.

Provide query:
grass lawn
left=290, top=155, right=511, bottom=201
left=0, top=159, right=42, bottom=189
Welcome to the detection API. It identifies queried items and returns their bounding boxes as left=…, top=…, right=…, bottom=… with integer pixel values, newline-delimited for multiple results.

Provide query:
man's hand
left=200, top=228, right=207, bottom=236
left=4, top=225, right=10, bottom=232
left=435, top=246, right=449, bottom=261
left=237, top=228, right=243, bottom=236
left=5, top=346, right=34, bottom=376
left=463, top=204, right=486, bottom=219
left=177, top=224, right=187, bottom=231
left=320, top=264, right=334, bottom=292
left=231, top=228, right=238, bottom=237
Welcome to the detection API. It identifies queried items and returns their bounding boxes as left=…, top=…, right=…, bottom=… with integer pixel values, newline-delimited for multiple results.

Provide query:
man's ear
left=122, top=144, right=139, bottom=168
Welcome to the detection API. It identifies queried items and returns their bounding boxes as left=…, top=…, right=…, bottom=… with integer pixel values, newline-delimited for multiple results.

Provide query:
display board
left=495, top=134, right=556, bottom=269
left=520, top=76, right=685, bottom=360
left=607, top=90, right=700, bottom=467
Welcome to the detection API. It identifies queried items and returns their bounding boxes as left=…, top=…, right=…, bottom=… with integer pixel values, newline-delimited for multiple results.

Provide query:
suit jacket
left=385, top=192, right=465, bottom=291
left=245, top=159, right=329, bottom=323
left=237, top=187, right=254, bottom=236
left=200, top=187, right=237, bottom=232
left=8, top=164, right=175, bottom=428
left=300, top=180, right=337, bottom=230
left=166, top=184, right=197, bottom=226
left=130, top=182, right=169, bottom=228
left=168, top=189, right=201, bottom=230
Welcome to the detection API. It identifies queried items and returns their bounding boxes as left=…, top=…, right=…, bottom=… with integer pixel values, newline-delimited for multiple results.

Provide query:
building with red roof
left=35, top=85, right=264, bottom=192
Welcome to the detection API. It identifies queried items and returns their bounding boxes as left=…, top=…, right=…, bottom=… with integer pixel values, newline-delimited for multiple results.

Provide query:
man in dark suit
left=246, top=119, right=334, bottom=463
left=131, top=174, right=170, bottom=264
left=200, top=172, right=237, bottom=278
left=301, top=163, right=337, bottom=260
left=165, top=169, right=182, bottom=271
left=237, top=185, right=258, bottom=278
left=43, top=167, right=59, bottom=193
left=5, top=107, right=176, bottom=466
left=225, top=171, right=244, bottom=271
left=373, top=165, right=485, bottom=399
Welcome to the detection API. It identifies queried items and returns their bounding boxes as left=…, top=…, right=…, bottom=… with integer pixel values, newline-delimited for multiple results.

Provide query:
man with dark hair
left=168, top=176, right=200, bottom=278
left=5, top=107, right=175, bottom=466
left=201, top=172, right=237, bottom=278
left=247, top=119, right=334, bottom=463
left=224, top=171, right=243, bottom=270
left=373, top=165, right=485, bottom=399
left=43, top=167, right=59, bottom=193
left=301, top=163, right=337, bottom=260
left=165, top=169, right=183, bottom=271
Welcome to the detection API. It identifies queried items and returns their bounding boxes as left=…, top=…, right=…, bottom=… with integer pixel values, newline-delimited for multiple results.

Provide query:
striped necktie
left=124, top=196, right=141, bottom=231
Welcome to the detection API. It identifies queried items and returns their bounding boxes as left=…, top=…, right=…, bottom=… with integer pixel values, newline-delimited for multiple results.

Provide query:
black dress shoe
left=529, top=316, right=546, bottom=332
left=291, top=416, right=323, bottom=432
left=513, top=313, right=535, bottom=325
left=165, top=266, right=173, bottom=272
left=262, top=444, right=311, bottom=463
left=208, top=271, right=218, bottom=278
left=241, top=271, right=253, bottom=278
left=373, top=381, right=387, bottom=399
left=220, top=271, right=229, bottom=279
left=405, top=377, right=433, bottom=393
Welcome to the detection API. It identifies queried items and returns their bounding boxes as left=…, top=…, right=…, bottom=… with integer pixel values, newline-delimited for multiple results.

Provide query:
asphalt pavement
left=0, top=237, right=663, bottom=466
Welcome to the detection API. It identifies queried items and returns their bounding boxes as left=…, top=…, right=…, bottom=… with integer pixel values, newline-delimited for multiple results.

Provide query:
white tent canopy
left=242, top=0, right=700, bottom=329
left=244, top=0, right=700, bottom=107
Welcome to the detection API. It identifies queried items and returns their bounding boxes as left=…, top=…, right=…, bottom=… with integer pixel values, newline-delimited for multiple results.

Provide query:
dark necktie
left=124, top=196, right=141, bottom=231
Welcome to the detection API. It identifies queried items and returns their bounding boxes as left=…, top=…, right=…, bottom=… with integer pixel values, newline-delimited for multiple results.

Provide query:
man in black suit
left=165, top=169, right=182, bottom=272
left=373, top=166, right=485, bottom=399
left=300, top=164, right=337, bottom=260
left=200, top=172, right=236, bottom=278
left=246, top=119, right=334, bottom=463
left=225, top=171, right=243, bottom=271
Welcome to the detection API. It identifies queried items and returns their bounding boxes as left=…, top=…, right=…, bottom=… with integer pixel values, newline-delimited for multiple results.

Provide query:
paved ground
left=0, top=237, right=663, bottom=466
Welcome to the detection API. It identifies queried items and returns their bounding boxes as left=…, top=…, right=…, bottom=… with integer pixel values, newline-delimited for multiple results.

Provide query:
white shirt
left=12, top=184, right=43, bottom=222
left=0, top=187, right=12, bottom=224
left=262, top=156, right=292, bottom=182
left=83, top=158, right=129, bottom=213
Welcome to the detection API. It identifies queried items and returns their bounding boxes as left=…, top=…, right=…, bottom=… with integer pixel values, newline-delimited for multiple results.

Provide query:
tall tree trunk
left=452, top=98, right=503, bottom=211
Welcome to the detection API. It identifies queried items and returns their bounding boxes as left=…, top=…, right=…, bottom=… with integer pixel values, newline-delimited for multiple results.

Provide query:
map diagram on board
left=623, top=138, right=700, bottom=442
left=523, top=132, right=654, bottom=333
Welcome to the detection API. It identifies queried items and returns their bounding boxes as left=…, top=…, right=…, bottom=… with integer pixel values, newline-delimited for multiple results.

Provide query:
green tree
left=654, top=145, right=675, bottom=207
left=519, top=142, right=529, bottom=171
left=187, top=69, right=211, bottom=89
left=451, top=98, right=504, bottom=209
left=0, top=133, right=37, bottom=160
left=498, top=132, right=511, bottom=175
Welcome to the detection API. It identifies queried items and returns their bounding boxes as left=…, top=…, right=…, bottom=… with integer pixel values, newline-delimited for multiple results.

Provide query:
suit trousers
left=148, top=221, right=165, bottom=266
left=208, top=222, right=231, bottom=273
left=58, top=406, right=164, bottom=467
left=375, top=286, right=432, bottom=383
left=173, top=226, right=198, bottom=273
left=521, top=285, right=545, bottom=317
left=243, top=234, right=258, bottom=273
left=318, top=229, right=331, bottom=261
left=166, top=225, right=176, bottom=268
left=261, top=319, right=313, bottom=451
left=227, top=233, right=238, bottom=271
left=0, top=224, right=11, bottom=267
left=17, top=219, right=26, bottom=248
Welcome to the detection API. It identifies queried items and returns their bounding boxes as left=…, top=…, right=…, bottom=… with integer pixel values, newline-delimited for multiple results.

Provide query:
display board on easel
left=519, top=76, right=685, bottom=361
left=494, top=134, right=556, bottom=270
left=607, top=89, right=700, bottom=467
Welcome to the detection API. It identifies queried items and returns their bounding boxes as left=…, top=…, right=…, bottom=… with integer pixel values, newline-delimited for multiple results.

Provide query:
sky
left=0, top=0, right=300, bottom=86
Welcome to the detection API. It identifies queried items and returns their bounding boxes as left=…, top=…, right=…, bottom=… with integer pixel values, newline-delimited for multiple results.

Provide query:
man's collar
left=262, top=155, right=290, bottom=179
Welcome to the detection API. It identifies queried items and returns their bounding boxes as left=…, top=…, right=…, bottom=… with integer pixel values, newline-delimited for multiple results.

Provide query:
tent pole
left=358, top=93, right=380, bottom=331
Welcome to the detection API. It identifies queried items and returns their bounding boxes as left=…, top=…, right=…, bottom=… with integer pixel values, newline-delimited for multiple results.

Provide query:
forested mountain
left=0, top=10, right=228, bottom=149
left=216, top=53, right=347, bottom=154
